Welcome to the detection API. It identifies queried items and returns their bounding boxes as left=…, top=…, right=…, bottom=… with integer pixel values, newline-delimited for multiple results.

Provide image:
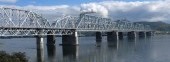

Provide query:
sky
left=0, top=0, right=157, bottom=6
left=0, top=0, right=170, bottom=23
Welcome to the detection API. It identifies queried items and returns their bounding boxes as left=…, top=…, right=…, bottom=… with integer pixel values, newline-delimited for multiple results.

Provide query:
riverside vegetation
left=0, top=51, right=28, bottom=62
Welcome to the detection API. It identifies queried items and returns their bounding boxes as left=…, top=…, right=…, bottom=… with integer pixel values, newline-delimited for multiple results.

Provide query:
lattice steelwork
left=53, top=13, right=151, bottom=32
left=0, top=7, right=152, bottom=36
left=0, top=7, right=74, bottom=36
left=76, top=14, right=117, bottom=31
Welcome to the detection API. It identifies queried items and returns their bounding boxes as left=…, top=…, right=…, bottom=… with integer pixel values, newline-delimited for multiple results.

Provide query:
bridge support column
left=118, top=32, right=123, bottom=40
left=107, top=31, right=118, bottom=42
left=96, top=32, right=102, bottom=42
left=138, top=32, right=146, bottom=38
left=62, top=30, right=78, bottom=46
left=146, top=32, right=152, bottom=37
left=47, top=32, right=56, bottom=45
left=36, top=36, right=44, bottom=50
left=127, top=31, right=136, bottom=39
left=36, top=35, right=45, bottom=62
left=107, top=31, right=118, bottom=47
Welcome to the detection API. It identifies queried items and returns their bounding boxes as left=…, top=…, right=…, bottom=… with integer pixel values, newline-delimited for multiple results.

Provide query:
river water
left=0, top=35, right=170, bottom=62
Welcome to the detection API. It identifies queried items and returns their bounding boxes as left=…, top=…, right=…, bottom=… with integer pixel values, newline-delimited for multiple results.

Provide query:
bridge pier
left=146, top=32, right=152, bottom=37
left=107, top=31, right=118, bottom=42
left=62, top=30, right=78, bottom=46
left=107, top=31, right=118, bottom=47
left=36, top=36, right=45, bottom=62
left=96, top=32, right=102, bottom=42
left=118, top=32, right=123, bottom=40
left=127, top=31, right=136, bottom=40
left=138, top=32, right=146, bottom=38
left=36, top=36, right=44, bottom=50
left=47, top=31, right=56, bottom=45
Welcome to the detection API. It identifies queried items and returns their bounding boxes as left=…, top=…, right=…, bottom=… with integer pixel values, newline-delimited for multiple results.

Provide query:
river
left=0, top=34, right=170, bottom=62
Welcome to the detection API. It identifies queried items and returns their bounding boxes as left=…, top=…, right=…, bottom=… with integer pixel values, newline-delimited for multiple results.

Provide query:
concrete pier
left=62, top=30, right=78, bottom=45
left=127, top=31, right=136, bottom=39
left=47, top=45, right=56, bottom=57
left=36, top=36, right=45, bottom=62
left=118, top=32, right=123, bottom=40
left=146, top=32, right=152, bottom=36
left=107, top=31, right=118, bottom=42
left=138, top=32, right=146, bottom=38
left=96, top=32, right=102, bottom=42
left=47, top=31, right=56, bottom=45
left=107, top=31, right=118, bottom=47
left=36, top=36, right=44, bottom=50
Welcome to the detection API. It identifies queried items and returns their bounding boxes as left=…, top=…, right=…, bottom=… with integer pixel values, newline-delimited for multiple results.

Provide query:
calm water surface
left=0, top=35, right=170, bottom=62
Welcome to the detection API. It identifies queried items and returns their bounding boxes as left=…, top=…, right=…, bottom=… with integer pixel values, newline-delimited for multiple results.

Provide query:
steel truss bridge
left=0, top=7, right=151, bottom=37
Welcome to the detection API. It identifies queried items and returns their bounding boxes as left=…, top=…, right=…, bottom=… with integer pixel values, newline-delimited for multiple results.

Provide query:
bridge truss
left=0, top=7, right=151, bottom=36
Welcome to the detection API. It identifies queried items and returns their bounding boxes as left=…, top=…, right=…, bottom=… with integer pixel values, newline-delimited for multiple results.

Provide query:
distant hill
left=135, top=21, right=170, bottom=31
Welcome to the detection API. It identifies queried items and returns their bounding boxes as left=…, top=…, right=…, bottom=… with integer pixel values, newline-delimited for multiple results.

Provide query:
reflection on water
left=62, top=46, right=79, bottom=62
left=47, top=45, right=56, bottom=62
left=96, top=42, right=101, bottom=47
left=37, top=47, right=44, bottom=62
left=108, top=40, right=119, bottom=48
left=2, top=35, right=170, bottom=62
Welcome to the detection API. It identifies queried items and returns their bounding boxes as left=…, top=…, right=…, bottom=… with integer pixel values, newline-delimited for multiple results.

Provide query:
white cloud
left=0, top=0, right=18, bottom=3
left=96, top=0, right=170, bottom=23
left=26, top=5, right=81, bottom=22
left=1, top=0, right=170, bottom=23
left=81, top=3, right=109, bottom=18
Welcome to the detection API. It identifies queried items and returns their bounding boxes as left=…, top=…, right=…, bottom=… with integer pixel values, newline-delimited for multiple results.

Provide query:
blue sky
left=0, top=0, right=157, bottom=6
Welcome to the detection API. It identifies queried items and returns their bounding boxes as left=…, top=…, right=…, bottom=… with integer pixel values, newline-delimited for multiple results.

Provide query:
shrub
left=0, top=51, right=28, bottom=62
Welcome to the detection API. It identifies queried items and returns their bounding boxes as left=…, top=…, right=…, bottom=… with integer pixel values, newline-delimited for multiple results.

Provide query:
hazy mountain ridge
left=135, top=21, right=170, bottom=31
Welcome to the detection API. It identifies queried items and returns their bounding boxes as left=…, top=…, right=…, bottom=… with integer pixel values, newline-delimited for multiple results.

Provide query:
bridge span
left=0, top=7, right=153, bottom=46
